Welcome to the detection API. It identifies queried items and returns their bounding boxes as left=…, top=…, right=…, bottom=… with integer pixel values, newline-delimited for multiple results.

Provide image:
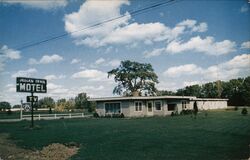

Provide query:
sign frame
left=16, top=77, right=47, bottom=93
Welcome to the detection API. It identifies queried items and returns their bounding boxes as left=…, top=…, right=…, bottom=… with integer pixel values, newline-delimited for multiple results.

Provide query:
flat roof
left=88, top=96, right=228, bottom=102
left=89, top=95, right=196, bottom=101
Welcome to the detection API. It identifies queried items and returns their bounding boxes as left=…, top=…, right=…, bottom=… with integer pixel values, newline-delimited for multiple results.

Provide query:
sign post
left=16, top=77, right=47, bottom=128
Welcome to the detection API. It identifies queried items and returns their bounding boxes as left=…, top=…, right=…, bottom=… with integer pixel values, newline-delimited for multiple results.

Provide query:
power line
left=10, top=0, right=179, bottom=51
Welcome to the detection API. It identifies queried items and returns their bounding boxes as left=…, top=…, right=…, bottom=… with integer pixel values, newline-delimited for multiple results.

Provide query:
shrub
left=93, top=112, right=99, bottom=118
left=241, top=108, right=248, bottom=115
left=120, top=113, right=125, bottom=118
left=7, top=109, right=12, bottom=115
left=171, top=112, right=174, bottom=116
left=234, top=106, right=238, bottom=111
left=180, top=110, right=193, bottom=115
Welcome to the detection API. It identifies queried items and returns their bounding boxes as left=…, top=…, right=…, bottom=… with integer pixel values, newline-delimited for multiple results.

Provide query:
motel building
left=89, top=96, right=228, bottom=117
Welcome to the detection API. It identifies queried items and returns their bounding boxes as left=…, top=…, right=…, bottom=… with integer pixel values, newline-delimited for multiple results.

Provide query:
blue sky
left=0, top=0, right=249, bottom=105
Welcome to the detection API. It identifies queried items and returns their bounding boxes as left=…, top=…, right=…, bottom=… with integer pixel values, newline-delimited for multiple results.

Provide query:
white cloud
left=71, top=69, right=107, bottom=81
left=91, top=58, right=120, bottom=68
left=64, top=1, right=207, bottom=48
left=163, top=54, right=250, bottom=81
left=95, top=58, right=105, bottom=65
left=2, top=0, right=68, bottom=10
left=11, top=68, right=37, bottom=78
left=166, top=36, right=236, bottom=55
left=0, top=45, right=21, bottom=71
left=0, top=45, right=21, bottom=59
left=47, top=83, right=68, bottom=94
left=108, top=59, right=120, bottom=67
left=183, top=81, right=201, bottom=87
left=240, top=5, right=249, bottom=13
left=44, top=74, right=66, bottom=80
left=164, top=64, right=203, bottom=77
left=177, top=19, right=207, bottom=32
left=144, top=48, right=165, bottom=58
left=29, top=54, right=63, bottom=65
left=71, top=58, right=81, bottom=64
left=64, top=0, right=130, bottom=39
left=241, top=41, right=250, bottom=49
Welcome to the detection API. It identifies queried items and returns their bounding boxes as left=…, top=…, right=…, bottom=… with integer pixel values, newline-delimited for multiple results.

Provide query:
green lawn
left=0, top=110, right=249, bottom=160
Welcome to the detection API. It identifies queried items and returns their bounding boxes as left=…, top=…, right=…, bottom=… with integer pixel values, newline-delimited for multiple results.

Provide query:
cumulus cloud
left=177, top=19, right=207, bottom=32
left=163, top=54, right=250, bottom=81
left=0, top=45, right=21, bottom=59
left=47, top=83, right=68, bottom=94
left=64, top=1, right=207, bottom=47
left=71, top=69, right=108, bottom=81
left=240, top=5, right=249, bottom=13
left=11, top=68, right=37, bottom=78
left=2, top=0, right=68, bottom=10
left=241, top=41, right=250, bottom=49
left=44, top=74, right=66, bottom=80
left=144, top=48, right=165, bottom=58
left=164, top=64, right=203, bottom=77
left=0, top=45, right=21, bottom=71
left=71, top=58, right=81, bottom=64
left=166, top=36, right=236, bottom=55
left=91, top=58, right=120, bottom=68
left=95, top=58, right=105, bottom=65
left=29, top=54, right=63, bottom=65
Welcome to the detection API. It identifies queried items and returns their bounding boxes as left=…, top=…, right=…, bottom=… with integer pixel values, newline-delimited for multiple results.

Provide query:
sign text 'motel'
left=16, top=77, right=47, bottom=93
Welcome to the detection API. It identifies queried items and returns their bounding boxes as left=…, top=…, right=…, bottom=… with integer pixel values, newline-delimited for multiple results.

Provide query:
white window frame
left=154, top=100, right=162, bottom=111
left=134, top=101, right=143, bottom=112
left=103, top=102, right=122, bottom=114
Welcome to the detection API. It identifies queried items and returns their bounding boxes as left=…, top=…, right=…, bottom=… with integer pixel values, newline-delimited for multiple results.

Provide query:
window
left=135, top=101, right=142, bottom=111
left=168, top=104, right=176, bottom=111
left=155, top=101, right=162, bottom=110
left=105, top=103, right=121, bottom=114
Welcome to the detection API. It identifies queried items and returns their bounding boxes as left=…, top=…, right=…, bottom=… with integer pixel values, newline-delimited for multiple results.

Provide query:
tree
left=0, top=101, right=11, bottom=111
left=108, top=60, right=159, bottom=96
left=242, top=77, right=250, bottom=106
left=75, top=93, right=89, bottom=109
left=65, top=98, right=75, bottom=111
left=55, top=98, right=67, bottom=112
left=38, top=97, right=55, bottom=110
left=156, top=90, right=176, bottom=96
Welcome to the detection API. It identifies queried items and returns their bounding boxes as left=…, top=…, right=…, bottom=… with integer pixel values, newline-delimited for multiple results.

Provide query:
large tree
left=38, top=97, right=55, bottom=110
left=75, top=92, right=89, bottom=109
left=0, top=101, right=11, bottom=111
left=108, top=60, right=159, bottom=96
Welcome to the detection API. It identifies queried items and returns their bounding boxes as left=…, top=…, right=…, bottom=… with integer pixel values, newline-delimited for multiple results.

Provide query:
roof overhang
left=88, top=96, right=196, bottom=102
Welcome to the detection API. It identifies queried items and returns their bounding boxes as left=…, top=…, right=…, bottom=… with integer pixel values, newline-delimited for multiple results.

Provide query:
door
left=147, top=101, right=153, bottom=116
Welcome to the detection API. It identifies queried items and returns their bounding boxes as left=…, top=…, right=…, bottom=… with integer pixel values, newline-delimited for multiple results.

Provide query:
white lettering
left=36, top=84, right=41, bottom=92
left=41, top=85, right=46, bottom=92
left=20, top=83, right=26, bottom=91
left=26, top=84, right=31, bottom=91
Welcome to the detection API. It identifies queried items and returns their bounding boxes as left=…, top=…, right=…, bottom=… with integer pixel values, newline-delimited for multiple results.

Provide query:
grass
left=0, top=110, right=249, bottom=160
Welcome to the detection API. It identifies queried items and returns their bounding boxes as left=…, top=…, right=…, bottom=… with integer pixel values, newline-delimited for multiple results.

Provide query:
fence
left=21, top=113, right=90, bottom=120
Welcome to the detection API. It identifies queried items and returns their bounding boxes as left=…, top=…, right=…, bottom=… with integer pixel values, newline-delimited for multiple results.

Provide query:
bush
left=171, top=112, right=175, bottom=116
left=241, top=108, right=248, bottom=115
left=180, top=110, right=193, bottom=115
left=7, top=109, right=12, bottom=115
left=234, top=106, right=238, bottom=111
left=93, top=112, right=99, bottom=118
left=120, top=113, right=125, bottom=118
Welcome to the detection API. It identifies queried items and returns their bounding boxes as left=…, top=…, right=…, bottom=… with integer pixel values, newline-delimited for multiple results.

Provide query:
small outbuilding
left=89, top=96, right=228, bottom=117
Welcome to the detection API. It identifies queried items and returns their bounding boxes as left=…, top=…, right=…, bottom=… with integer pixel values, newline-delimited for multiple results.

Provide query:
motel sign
left=27, top=96, right=38, bottom=103
left=16, top=77, right=47, bottom=93
left=16, top=77, right=47, bottom=128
